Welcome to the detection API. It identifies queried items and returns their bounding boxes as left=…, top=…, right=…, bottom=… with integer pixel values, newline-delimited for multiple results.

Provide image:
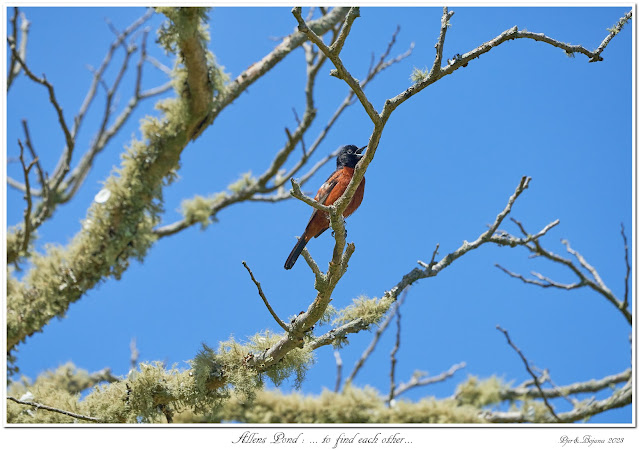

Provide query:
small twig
left=22, top=120, right=46, bottom=197
left=496, top=325, right=560, bottom=422
left=301, top=248, right=326, bottom=288
left=393, top=362, right=466, bottom=399
left=242, top=261, right=289, bottom=332
left=432, top=7, right=455, bottom=74
left=7, top=396, right=102, bottom=423
left=17, top=140, right=37, bottom=254
left=145, top=54, right=172, bottom=75
left=344, top=289, right=409, bottom=388
left=329, top=7, right=360, bottom=55
left=495, top=264, right=583, bottom=290
left=418, top=243, right=440, bottom=270
left=289, top=178, right=331, bottom=213
left=620, top=223, right=630, bottom=310
left=388, top=299, right=401, bottom=405
left=292, top=6, right=380, bottom=125
left=591, top=10, right=633, bottom=62
left=496, top=221, right=630, bottom=325
left=7, top=8, right=30, bottom=90
left=333, top=349, right=342, bottom=393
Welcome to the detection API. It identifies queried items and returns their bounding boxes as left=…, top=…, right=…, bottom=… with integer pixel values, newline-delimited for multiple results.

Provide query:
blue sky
left=5, top=6, right=633, bottom=424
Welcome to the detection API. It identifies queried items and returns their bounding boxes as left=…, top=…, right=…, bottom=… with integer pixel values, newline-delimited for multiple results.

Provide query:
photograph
left=4, top=3, right=634, bottom=445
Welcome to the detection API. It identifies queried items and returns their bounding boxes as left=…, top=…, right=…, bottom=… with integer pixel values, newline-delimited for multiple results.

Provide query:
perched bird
left=284, top=144, right=367, bottom=270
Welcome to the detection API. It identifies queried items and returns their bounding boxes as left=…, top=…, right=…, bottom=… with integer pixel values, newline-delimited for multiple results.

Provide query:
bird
left=284, top=144, right=367, bottom=270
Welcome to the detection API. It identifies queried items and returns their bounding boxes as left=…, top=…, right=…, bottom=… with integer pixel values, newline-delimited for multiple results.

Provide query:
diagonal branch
left=242, top=261, right=289, bottom=333
left=591, top=10, right=633, bottom=62
left=7, top=396, right=102, bottom=423
left=496, top=325, right=560, bottom=422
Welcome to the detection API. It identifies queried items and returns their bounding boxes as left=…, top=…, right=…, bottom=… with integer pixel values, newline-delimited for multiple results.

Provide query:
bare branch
left=208, top=7, right=351, bottom=125
left=242, top=261, right=289, bottom=333
left=329, top=7, right=360, bottom=55
left=432, top=7, right=455, bottom=74
left=344, top=290, right=408, bottom=388
left=382, top=9, right=632, bottom=119
left=301, top=248, right=326, bottom=288
left=289, top=178, right=332, bottom=213
left=388, top=300, right=401, bottom=405
left=17, top=140, right=37, bottom=254
left=483, top=380, right=631, bottom=423
left=7, top=396, right=102, bottom=423
left=495, top=220, right=631, bottom=325
left=591, top=10, right=633, bottom=62
left=393, top=362, right=466, bottom=399
left=7, top=38, right=75, bottom=188
left=7, top=8, right=30, bottom=90
left=501, top=368, right=631, bottom=402
left=496, top=325, right=560, bottom=422
left=620, top=223, right=630, bottom=309
left=22, top=120, right=47, bottom=200
left=292, top=6, right=380, bottom=125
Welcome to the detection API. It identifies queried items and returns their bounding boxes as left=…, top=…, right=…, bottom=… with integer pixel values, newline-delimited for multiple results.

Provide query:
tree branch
left=392, top=362, right=466, bottom=399
left=496, top=325, right=560, bottom=422
left=495, top=220, right=631, bottom=325
left=6, top=8, right=30, bottom=91
left=388, top=300, right=401, bottom=405
left=382, top=9, right=632, bottom=120
left=620, top=223, right=630, bottom=310
left=242, top=261, right=289, bottom=333
left=7, top=396, right=102, bottom=423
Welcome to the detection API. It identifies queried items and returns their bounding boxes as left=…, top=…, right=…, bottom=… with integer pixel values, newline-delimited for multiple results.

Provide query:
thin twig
left=620, top=223, right=630, bottom=310
left=7, top=396, right=102, bottom=423
left=344, top=289, right=409, bottom=388
left=496, top=219, right=630, bottom=325
left=496, top=325, right=560, bottom=422
left=393, top=361, right=466, bottom=399
left=242, top=261, right=289, bottom=332
left=591, top=10, right=633, bottom=62
left=7, top=39, right=75, bottom=185
left=388, top=300, right=401, bottom=405
left=17, top=140, right=37, bottom=254
left=432, top=7, right=454, bottom=74
left=7, top=8, right=30, bottom=91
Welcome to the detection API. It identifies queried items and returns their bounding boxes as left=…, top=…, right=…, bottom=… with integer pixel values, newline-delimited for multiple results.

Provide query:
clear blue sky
left=5, top=6, right=633, bottom=424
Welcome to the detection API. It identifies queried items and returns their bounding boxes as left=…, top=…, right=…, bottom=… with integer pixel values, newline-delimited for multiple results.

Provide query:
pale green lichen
left=332, top=295, right=393, bottom=328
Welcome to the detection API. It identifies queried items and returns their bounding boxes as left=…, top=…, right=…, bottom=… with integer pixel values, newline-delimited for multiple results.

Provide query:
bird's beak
left=356, top=145, right=367, bottom=155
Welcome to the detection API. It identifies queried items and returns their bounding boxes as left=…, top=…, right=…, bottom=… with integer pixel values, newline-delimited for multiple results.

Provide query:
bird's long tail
left=284, top=234, right=309, bottom=270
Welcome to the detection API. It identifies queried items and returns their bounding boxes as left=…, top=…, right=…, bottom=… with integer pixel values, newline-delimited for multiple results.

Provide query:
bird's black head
left=336, top=144, right=366, bottom=169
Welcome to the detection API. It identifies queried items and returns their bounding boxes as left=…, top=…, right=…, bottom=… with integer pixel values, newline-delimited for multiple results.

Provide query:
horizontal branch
left=7, top=396, right=102, bottom=423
